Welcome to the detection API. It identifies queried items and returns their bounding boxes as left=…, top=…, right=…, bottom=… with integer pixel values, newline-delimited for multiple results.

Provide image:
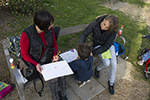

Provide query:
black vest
left=23, top=25, right=53, bottom=62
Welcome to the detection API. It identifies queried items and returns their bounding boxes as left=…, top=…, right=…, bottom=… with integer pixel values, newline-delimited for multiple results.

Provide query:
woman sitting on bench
left=20, top=10, right=68, bottom=100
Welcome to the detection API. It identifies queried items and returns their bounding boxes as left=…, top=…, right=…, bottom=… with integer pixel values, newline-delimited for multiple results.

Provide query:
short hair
left=104, top=15, right=119, bottom=33
left=77, top=43, right=91, bottom=60
left=34, top=10, right=54, bottom=30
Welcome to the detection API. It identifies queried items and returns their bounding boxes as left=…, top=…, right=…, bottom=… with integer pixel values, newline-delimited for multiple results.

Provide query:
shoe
left=86, top=80, right=90, bottom=83
left=78, top=81, right=86, bottom=87
left=78, top=80, right=90, bottom=87
left=94, top=67, right=100, bottom=78
left=108, top=81, right=114, bottom=95
left=137, top=60, right=144, bottom=66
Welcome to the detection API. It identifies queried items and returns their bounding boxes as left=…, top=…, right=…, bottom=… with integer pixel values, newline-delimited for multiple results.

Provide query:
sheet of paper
left=41, top=61, right=73, bottom=81
left=59, top=49, right=78, bottom=63
left=17, top=69, right=28, bottom=83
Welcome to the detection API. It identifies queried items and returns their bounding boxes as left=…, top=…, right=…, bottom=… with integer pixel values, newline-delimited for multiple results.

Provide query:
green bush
left=3, top=0, right=44, bottom=15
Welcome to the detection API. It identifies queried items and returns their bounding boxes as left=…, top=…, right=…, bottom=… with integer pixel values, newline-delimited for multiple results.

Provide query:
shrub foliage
left=1, top=0, right=44, bottom=15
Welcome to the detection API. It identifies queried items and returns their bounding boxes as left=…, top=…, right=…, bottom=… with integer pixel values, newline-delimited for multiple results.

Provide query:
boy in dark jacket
left=69, top=43, right=93, bottom=87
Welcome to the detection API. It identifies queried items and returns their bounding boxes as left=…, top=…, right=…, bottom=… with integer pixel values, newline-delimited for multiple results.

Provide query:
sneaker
left=94, top=67, right=100, bottom=78
left=108, top=81, right=114, bottom=95
left=137, top=60, right=144, bottom=66
left=86, top=80, right=90, bottom=83
left=78, top=81, right=86, bottom=87
left=78, top=80, right=90, bottom=87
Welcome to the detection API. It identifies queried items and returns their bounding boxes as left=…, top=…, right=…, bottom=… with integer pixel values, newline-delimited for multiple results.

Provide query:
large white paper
left=59, top=49, right=78, bottom=63
left=41, top=61, right=73, bottom=81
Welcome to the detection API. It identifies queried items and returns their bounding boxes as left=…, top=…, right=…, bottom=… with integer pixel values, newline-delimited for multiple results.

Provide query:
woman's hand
left=53, top=55, right=59, bottom=62
left=36, top=64, right=43, bottom=74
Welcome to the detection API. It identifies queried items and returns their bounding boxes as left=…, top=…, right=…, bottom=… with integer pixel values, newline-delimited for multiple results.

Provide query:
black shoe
left=108, top=81, right=114, bottom=95
left=94, top=67, right=100, bottom=78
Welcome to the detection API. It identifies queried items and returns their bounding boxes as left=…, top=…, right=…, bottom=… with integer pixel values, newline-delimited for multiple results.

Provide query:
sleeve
left=92, top=32, right=116, bottom=55
left=20, top=32, right=38, bottom=66
left=69, top=60, right=79, bottom=71
left=144, top=35, right=150, bottom=39
left=78, top=20, right=96, bottom=43
left=52, top=29, right=58, bottom=56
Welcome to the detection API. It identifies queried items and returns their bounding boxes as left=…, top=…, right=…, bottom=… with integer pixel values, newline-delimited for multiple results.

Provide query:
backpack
left=7, top=36, right=21, bottom=58
left=113, top=41, right=125, bottom=56
left=0, top=82, right=12, bottom=99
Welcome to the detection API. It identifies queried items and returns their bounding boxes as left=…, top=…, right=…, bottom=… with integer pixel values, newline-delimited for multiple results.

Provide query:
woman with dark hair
left=79, top=14, right=119, bottom=95
left=20, top=10, right=68, bottom=100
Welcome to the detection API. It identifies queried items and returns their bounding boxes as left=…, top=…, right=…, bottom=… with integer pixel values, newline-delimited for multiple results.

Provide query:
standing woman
left=20, top=10, right=68, bottom=100
left=79, top=14, right=119, bottom=95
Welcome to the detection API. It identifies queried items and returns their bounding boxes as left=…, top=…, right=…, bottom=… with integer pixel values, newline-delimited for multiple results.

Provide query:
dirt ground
left=92, top=61, right=150, bottom=100
left=0, top=2, right=150, bottom=100
left=0, top=10, right=11, bottom=83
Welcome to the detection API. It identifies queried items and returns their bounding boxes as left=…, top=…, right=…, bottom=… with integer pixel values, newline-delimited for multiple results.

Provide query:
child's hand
left=90, top=52, right=93, bottom=56
left=53, top=55, right=59, bottom=62
left=77, top=56, right=80, bottom=60
left=142, top=35, right=146, bottom=38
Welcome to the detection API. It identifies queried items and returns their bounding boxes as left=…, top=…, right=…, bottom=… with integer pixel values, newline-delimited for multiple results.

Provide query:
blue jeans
left=96, top=45, right=117, bottom=85
left=142, top=50, right=150, bottom=61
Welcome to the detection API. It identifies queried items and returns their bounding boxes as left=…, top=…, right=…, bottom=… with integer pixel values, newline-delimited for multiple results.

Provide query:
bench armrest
left=1, top=39, right=24, bottom=83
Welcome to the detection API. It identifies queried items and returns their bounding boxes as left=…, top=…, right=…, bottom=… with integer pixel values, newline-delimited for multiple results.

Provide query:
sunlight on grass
left=128, top=33, right=143, bottom=60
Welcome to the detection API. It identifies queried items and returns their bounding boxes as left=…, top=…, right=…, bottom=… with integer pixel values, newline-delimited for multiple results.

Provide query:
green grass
left=1, top=0, right=150, bottom=82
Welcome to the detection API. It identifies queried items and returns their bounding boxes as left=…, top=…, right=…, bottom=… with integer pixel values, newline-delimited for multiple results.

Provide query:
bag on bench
left=19, top=58, right=44, bottom=97
left=113, top=41, right=125, bottom=56
left=7, top=36, right=21, bottom=58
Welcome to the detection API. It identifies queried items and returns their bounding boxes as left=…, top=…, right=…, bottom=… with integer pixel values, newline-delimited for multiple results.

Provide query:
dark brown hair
left=105, top=15, right=119, bottom=33
left=34, top=10, right=54, bottom=30
left=77, top=43, right=91, bottom=60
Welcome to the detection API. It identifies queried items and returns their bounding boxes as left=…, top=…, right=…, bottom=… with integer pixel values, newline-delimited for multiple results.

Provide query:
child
left=137, top=50, right=150, bottom=65
left=137, top=35, right=150, bottom=66
left=69, top=43, right=93, bottom=87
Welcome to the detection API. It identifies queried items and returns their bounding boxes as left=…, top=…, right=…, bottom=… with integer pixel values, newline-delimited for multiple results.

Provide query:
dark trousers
left=49, top=77, right=66, bottom=100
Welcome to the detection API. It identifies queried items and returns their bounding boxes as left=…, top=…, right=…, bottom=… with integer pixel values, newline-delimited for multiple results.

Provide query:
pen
left=52, top=51, right=61, bottom=62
